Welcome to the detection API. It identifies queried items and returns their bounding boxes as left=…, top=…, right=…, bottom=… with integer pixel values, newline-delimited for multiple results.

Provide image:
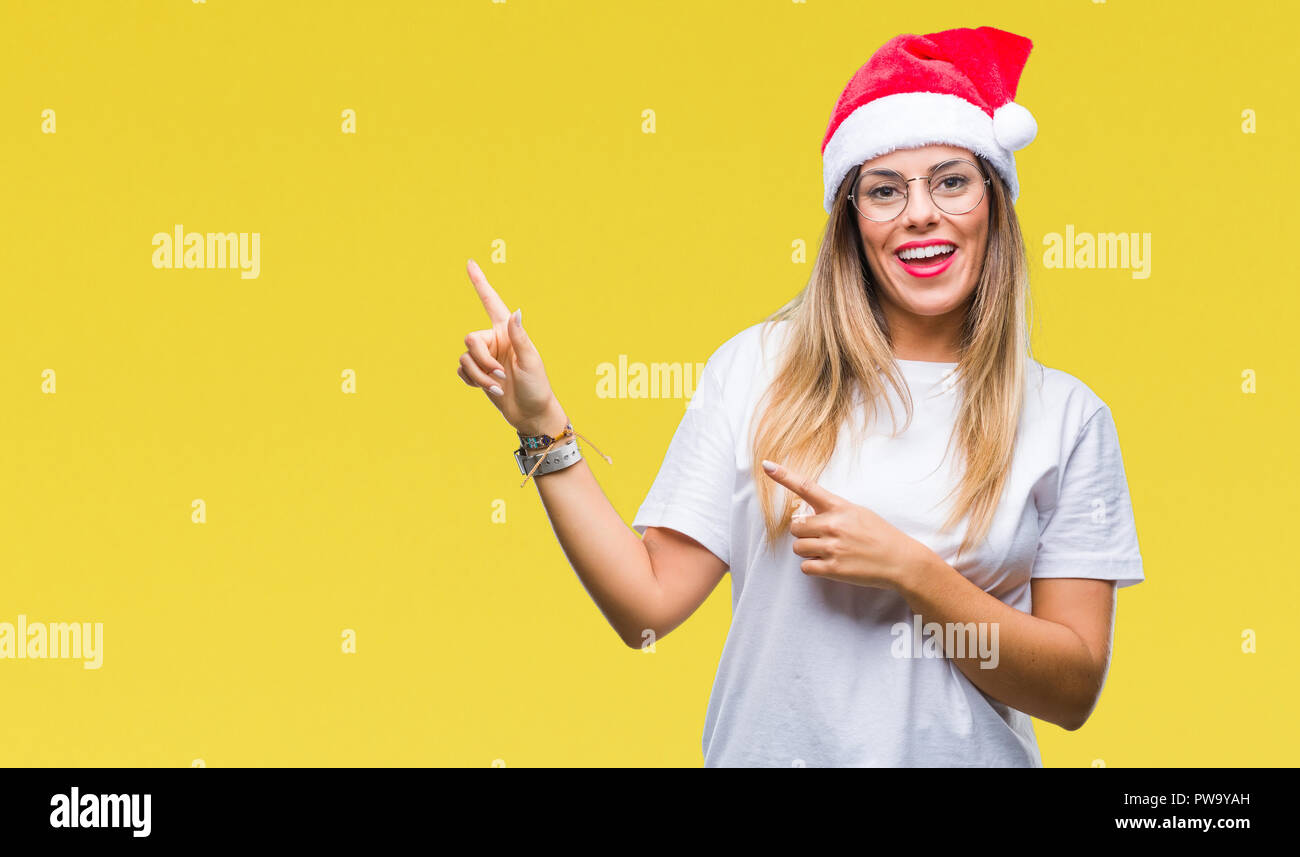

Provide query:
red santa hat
left=820, top=25, right=1037, bottom=214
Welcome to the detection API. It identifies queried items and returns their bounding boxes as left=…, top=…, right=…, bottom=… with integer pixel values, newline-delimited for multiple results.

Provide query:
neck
left=881, top=300, right=966, bottom=362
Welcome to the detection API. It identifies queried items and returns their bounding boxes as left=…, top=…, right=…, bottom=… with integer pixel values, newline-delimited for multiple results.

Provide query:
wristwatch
left=514, top=439, right=583, bottom=477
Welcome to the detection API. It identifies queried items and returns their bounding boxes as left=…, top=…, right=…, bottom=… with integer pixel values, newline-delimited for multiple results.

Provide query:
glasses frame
left=849, top=158, right=992, bottom=222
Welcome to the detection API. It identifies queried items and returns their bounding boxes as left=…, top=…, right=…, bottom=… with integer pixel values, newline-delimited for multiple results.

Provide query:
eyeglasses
left=849, top=158, right=991, bottom=222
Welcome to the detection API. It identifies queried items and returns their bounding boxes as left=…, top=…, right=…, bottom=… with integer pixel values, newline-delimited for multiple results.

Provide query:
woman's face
left=853, top=144, right=990, bottom=331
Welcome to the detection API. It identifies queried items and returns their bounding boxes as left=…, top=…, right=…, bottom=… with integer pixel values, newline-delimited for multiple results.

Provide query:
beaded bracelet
left=516, top=423, right=612, bottom=488
left=518, top=422, right=573, bottom=451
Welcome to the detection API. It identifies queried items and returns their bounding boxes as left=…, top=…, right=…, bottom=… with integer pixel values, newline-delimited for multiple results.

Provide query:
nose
left=897, top=177, right=941, bottom=228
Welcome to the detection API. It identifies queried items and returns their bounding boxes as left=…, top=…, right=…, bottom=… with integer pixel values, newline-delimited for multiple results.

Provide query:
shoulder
left=703, top=318, right=794, bottom=377
left=691, top=318, right=794, bottom=426
left=1023, top=356, right=1115, bottom=444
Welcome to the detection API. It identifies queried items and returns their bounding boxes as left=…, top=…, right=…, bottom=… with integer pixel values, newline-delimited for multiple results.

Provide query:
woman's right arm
left=457, top=260, right=728, bottom=648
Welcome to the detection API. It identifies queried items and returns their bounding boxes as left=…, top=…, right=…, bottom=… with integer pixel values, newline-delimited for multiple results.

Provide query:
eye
left=860, top=177, right=905, bottom=201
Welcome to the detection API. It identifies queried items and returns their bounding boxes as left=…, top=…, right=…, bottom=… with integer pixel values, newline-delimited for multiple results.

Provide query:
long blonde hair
left=749, top=154, right=1034, bottom=561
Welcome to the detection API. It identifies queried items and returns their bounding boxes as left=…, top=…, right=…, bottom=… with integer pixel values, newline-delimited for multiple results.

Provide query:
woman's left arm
left=895, top=557, right=1117, bottom=731
left=762, top=459, right=1120, bottom=732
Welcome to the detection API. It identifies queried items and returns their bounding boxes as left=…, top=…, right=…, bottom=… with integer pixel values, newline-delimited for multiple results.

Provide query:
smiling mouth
left=894, top=244, right=957, bottom=266
left=892, top=243, right=958, bottom=279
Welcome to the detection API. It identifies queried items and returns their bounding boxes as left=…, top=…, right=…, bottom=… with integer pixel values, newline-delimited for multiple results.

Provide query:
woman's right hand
left=458, top=259, right=568, bottom=435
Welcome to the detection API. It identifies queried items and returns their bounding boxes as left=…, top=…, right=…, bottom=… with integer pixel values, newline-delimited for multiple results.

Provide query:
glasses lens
left=929, top=160, right=985, bottom=215
left=854, top=171, right=908, bottom=221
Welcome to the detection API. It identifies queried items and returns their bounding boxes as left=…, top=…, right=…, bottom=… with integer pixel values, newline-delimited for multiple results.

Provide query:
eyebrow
left=863, top=160, right=958, bottom=175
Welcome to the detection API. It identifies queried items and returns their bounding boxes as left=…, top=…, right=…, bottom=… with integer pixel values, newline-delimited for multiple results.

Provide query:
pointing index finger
left=761, top=459, right=840, bottom=514
left=467, top=259, right=511, bottom=325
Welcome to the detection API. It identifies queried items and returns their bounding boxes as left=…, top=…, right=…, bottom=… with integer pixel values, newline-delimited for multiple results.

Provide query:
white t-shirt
left=631, top=319, right=1145, bottom=767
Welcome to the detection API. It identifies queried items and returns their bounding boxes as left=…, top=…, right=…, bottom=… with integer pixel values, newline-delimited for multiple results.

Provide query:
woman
left=456, top=26, right=1144, bottom=767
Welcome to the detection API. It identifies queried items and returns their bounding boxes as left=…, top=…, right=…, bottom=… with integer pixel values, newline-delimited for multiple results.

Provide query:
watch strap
left=515, top=440, right=582, bottom=478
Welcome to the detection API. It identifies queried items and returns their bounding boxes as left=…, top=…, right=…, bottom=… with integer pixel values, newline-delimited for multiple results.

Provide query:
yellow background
left=1, top=0, right=1295, bottom=767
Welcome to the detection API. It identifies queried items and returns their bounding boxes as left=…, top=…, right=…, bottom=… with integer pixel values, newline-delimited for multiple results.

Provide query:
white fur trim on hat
left=822, top=91, right=1021, bottom=214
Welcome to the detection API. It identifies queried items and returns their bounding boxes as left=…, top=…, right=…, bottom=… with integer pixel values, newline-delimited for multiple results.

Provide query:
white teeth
left=897, top=243, right=955, bottom=261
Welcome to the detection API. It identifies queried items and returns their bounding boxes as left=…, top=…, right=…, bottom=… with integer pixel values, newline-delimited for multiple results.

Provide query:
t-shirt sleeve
left=630, top=352, right=735, bottom=568
left=1032, top=405, right=1145, bottom=588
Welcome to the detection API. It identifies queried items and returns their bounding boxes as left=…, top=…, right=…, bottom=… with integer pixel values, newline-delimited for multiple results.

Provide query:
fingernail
left=762, top=459, right=778, bottom=473
left=488, top=385, right=504, bottom=396
left=512, top=308, right=522, bottom=325
left=492, top=368, right=507, bottom=380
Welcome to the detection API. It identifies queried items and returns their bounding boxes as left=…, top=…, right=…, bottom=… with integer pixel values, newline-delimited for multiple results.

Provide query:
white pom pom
left=993, top=102, right=1037, bottom=151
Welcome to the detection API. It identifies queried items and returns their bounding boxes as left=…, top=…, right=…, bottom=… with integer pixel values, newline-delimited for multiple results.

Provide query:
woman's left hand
left=761, top=459, right=936, bottom=592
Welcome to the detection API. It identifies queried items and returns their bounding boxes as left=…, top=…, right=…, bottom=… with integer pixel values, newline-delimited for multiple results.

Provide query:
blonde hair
left=749, top=154, right=1034, bottom=562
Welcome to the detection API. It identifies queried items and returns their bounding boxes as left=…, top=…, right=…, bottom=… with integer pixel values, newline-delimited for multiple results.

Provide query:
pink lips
left=893, top=245, right=957, bottom=278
